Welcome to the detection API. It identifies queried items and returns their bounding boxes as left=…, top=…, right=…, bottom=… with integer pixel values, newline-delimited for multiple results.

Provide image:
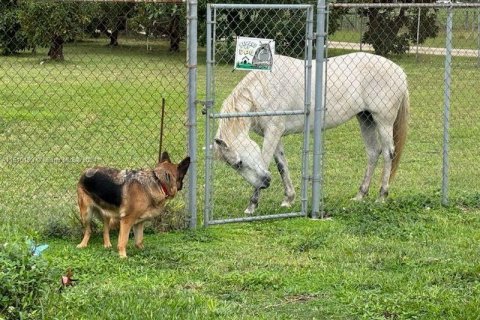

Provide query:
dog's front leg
left=118, top=217, right=134, bottom=258
left=133, top=222, right=145, bottom=249
left=77, top=223, right=92, bottom=248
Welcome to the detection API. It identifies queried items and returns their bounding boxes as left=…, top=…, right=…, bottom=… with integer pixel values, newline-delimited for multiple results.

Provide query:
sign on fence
left=234, top=36, right=275, bottom=71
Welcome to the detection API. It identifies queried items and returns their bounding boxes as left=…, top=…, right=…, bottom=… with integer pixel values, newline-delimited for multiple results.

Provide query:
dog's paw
left=76, top=243, right=87, bottom=249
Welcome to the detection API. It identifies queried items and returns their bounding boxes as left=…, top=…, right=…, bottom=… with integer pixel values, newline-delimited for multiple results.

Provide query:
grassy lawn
left=1, top=37, right=480, bottom=319
left=7, top=199, right=480, bottom=319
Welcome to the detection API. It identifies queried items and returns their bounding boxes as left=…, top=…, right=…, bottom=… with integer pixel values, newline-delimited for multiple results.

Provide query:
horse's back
left=327, top=52, right=407, bottom=89
left=323, top=52, right=408, bottom=127
left=229, top=52, right=408, bottom=130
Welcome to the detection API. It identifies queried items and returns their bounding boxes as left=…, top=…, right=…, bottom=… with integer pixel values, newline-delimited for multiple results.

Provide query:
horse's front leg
left=244, top=123, right=285, bottom=214
left=274, top=142, right=295, bottom=207
left=244, top=188, right=260, bottom=215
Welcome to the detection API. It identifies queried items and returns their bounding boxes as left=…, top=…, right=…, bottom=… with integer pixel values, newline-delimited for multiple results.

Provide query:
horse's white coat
left=215, top=52, right=409, bottom=214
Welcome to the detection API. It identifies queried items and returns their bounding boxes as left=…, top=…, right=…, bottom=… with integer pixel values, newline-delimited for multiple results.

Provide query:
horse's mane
left=216, top=84, right=253, bottom=144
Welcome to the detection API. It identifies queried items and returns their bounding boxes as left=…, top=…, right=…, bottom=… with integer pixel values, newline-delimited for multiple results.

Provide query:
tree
left=355, top=0, right=439, bottom=56
left=0, top=0, right=28, bottom=55
left=19, top=1, right=91, bottom=60
left=195, top=0, right=438, bottom=57
left=88, top=3, right=136, bottom=46
left=129, top=3, right=186, bottom=52
left=195, top=0, right=345, bottom=60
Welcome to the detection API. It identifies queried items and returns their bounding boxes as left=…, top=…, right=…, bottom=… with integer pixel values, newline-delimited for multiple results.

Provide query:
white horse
left=214, top=52, right=409, bottom=214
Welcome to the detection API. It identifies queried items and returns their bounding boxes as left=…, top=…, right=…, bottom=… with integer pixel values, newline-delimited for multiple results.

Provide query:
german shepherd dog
left=76, top=152, right=190, bottom=258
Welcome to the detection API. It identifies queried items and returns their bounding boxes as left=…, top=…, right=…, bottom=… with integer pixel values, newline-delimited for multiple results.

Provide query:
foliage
left=197, top=0, right=344, bottom=60
left=87, top=3, right=135, bottom=46
left=352, top=0, right=440, bottom=55
left=0, top=238, right=54, bottom=320
left=129, top=3, right=186, bottom=52
left=18, top=0, right=91, bottom=59
left=407, top=7, right=439, bottom=44
left=0, top=0, right=28, bottom=55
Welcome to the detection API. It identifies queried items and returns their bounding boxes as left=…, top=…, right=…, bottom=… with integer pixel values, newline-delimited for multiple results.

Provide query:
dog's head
left=154, top=151, right=191, bottom=197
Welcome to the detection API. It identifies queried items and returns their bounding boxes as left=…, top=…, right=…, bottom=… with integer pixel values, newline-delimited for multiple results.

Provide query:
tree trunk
left=48, top=35, right=64, bottom=60
left=104, top=29, right=119, bottom=46
left=169, top=14, right=180, bottom=52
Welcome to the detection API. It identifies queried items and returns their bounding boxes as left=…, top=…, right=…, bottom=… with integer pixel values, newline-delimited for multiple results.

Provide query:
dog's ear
left=176, top=156, right=191, bottom=191
left=160, top=151, right=171, bottom=163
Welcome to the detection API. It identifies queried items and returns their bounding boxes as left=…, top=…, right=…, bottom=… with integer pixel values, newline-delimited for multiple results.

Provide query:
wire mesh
left=323, top=3, right=480, bottom=213
left=205, top=4, right=313, bottom=224
left=0, top=0, right=190, bottom=233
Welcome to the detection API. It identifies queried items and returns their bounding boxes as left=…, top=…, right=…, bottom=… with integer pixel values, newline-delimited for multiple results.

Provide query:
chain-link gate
left=203, top=4, right=314, bottom=225
left=0, top=0, right=197, bottom=233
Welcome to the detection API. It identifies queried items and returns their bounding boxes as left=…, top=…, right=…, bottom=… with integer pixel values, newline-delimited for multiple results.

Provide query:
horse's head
left=214, top=137, right=271, bottom=189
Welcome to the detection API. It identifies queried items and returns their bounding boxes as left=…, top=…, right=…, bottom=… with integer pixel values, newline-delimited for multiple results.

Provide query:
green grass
left=1, top=36, right=480, bottom=318
left=14, top=199, right=480, bottom=319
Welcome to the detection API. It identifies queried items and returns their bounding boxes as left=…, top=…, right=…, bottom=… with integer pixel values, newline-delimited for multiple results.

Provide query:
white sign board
left=234, top=36, right=275, bottom=71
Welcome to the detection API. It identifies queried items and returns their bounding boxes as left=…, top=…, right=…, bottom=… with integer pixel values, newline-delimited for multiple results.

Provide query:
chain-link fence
left=319, top=3, right=480, bottom=214
left=203, top=4, right=314, bottom=225
left=201, top=2, right=480, bottom=223
left=0, top=0, right=194, bottom=234
left=2, top=1, right=480, bottom=232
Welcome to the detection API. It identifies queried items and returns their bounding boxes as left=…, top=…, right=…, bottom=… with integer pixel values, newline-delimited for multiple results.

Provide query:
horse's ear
left=214, top=138, right=239, bottom=165
left=160, top=151, right=171, bottom=163
left=214, top=138, right=228, bottom=149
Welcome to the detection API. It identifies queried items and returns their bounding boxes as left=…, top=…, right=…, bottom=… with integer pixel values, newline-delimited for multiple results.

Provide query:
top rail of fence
left=211, top=4, right=312, bottom=10
left=51, top=0, right=185, bottom=3
left=331, top=2, right=480, bottom=8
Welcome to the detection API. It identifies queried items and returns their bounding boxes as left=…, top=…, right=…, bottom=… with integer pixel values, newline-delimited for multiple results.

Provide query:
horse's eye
left=232, top=160, right=243, bottom=170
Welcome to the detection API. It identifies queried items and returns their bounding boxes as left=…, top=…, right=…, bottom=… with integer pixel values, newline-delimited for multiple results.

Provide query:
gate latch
left=197, top=99, right=214, bottom=115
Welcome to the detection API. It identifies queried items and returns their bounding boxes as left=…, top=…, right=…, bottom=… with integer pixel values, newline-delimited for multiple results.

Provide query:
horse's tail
left=390, top=89, right=409, bottom=182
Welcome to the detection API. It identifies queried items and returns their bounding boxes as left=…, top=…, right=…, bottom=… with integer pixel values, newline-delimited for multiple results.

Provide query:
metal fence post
left=311, top=0, right=327, bottom=219
left=187, top=0, right=198, bottom=228
left=204, top=4, right=214, bottom=227
left=442, top=5, right=453, bottom=206
left=416, top=7, right=421, bottom=62
left=301, top=6, right=314, bottom=216
left=477, top=8, right=480, bottom=67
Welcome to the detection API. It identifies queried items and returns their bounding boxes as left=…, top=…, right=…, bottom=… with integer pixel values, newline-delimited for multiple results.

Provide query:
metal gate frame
left=203, top=3, right=315, bottom=226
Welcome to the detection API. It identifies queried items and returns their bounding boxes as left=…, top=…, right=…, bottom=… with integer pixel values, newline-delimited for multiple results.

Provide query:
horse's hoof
left=280, top=200, right=292, bottom=208
left=351, top=195, right=364, bottom=201
left=244, top=207, right=255, bottom=215
left=375, top=197, right=386, bottom=204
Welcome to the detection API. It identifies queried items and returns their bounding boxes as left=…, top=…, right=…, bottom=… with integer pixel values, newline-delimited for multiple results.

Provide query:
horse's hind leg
left=274, top=142, right=295, bottom=207
left=376, top=123, right=395, bottom=201
left=353, top=112, right=381, bottom=201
